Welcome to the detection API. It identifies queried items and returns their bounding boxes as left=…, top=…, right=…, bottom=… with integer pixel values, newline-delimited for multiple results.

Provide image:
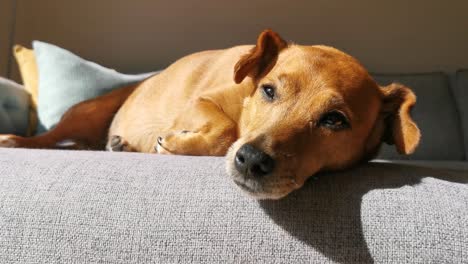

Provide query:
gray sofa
left=0, top=71, right=467, bottom=263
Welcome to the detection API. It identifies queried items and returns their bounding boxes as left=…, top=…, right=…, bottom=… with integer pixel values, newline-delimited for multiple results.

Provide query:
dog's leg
left=0, top=85, right=137, bottom=150
left=0, top=133, right=84, bottom=149
left=156, top=97, right=237, bottom=156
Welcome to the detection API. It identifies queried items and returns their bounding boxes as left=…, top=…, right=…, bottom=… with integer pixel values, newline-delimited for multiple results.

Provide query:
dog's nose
left=235, top=144, right=275, bottom=177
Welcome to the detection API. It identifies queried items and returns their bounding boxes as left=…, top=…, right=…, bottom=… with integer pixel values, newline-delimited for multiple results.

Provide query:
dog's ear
left=380, top=83, right=421, bottom=154
left=234, top=29, right=288, bottom=84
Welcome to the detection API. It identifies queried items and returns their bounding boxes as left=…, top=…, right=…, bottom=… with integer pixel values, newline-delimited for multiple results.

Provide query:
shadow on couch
left=259, top=162, right=468, bottom=263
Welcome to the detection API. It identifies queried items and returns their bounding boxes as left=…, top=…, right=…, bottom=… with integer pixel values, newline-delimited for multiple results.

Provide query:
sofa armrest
left=0, top=149, right=467, bottom=263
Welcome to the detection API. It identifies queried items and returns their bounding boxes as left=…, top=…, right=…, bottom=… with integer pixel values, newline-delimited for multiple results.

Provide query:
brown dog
left=0, top=30, right=420, bottom=199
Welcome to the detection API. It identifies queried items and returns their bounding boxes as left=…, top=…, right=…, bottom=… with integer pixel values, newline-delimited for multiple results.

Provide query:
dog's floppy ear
left=380, top=83, right=421, bottom=154
left=234, top=29, right=288, bottom=84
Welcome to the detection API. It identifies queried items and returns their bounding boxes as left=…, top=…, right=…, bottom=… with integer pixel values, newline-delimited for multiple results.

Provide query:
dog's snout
left=235, top=144, right=275, bottom=177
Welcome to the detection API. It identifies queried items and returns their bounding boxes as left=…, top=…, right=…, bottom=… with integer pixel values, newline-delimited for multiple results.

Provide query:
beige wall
left=6, top=0, right=468, bottom=82
left=0, top=0, right=15, bottom=77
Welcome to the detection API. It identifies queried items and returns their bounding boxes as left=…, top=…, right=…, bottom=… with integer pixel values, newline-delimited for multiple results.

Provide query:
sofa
left=0, top=69, right=467, bottom=263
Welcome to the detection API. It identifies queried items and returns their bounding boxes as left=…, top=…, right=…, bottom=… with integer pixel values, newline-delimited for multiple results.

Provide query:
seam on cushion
left=447, top=72, right=466, bottom=160
left=454, top=70, right=468, bottom=160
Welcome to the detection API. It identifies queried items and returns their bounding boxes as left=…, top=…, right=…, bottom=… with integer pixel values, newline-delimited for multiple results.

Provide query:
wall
left=5, top=0, right=468, bottom=82
left=0, top=0, right=15, bottom=77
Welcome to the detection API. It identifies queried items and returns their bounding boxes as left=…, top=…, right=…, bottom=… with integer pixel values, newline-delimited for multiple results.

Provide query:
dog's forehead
left=291, top=46, right=374, bottom=82
left=278, top=45, right=371, bottom=87
left=275, top=45, right=381, bottom=118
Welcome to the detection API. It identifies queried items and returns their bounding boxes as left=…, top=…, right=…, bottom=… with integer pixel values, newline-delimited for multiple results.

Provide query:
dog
left=0, top=30, right=420, bottom=199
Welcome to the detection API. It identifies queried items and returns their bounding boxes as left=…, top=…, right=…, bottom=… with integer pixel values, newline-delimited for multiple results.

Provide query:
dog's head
left=226, top=30, right=420, bottom=199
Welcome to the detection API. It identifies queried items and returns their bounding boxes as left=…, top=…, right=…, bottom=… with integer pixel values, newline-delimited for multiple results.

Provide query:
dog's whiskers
left=276, top=151, right=295, bottom=158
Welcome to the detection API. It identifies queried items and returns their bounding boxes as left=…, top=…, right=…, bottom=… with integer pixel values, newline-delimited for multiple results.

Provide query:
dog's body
left=109, top=45, right=253, bottom=155
left=0, top=30, right=420, bottom=199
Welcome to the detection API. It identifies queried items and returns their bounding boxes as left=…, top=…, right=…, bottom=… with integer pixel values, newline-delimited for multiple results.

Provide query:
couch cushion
left=455, top=70, right=468, bottom=159
left=33, top=41, right=156, bottom=134
left=0, top=78, right=30, bottom=136
left=0, top=149, right=467, bottom=263
left=373, top=73, right=464, bottom=160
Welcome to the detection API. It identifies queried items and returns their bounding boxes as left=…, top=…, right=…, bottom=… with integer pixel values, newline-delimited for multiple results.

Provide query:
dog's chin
left=226, top=163, right=301, bottom=200
left=232, top=180, right=294, bottom=200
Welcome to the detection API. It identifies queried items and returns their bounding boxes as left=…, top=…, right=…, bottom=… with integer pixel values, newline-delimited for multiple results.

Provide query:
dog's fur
left=0, top=30, right=420, bottom=199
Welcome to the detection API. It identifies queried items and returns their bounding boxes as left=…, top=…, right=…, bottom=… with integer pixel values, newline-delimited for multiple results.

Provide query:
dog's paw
left=106, top=135, right=133, bottom=152
left=155, top=130, right=197, bottom=155
left=155, top=136, right=172, bottom=154
left=0, top=135, right=18, bottom=148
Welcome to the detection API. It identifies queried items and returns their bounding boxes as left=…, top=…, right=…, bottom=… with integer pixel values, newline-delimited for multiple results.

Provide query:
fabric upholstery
left=455, top=70, right=468, bottom=159
left=373, top=73, right=465, bottom=160
left=33, top=41, right=156, bottom=134
left=0, top=148, right=466, bottom=263
left=13, top=45, right=39, bottom=135
left=0, top=78, right=30, bottom=136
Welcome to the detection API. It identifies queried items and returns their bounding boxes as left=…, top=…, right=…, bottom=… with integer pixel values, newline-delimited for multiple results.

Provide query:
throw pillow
left=13, top=45, right=39, bottom=135
left=32, top=41, right=157, bottom=134
left=0, top=77, right=30, bottom=136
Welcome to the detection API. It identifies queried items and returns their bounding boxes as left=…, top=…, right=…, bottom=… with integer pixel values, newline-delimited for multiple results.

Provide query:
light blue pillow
left=0, top=77, right=30, bottom=136
left=33, top=41, right=157, bottom=134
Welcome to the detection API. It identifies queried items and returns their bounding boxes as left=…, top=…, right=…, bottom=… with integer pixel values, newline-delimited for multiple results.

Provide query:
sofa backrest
left=374, top=73, right=466, bottom=160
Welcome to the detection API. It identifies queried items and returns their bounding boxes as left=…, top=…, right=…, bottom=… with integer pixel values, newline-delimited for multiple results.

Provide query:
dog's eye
left=261, top=84, right=276, bottom=101
left=319, top=111, right=350, bottom=130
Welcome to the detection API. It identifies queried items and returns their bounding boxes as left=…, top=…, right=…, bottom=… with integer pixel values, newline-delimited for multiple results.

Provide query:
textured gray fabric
left=373, top=73, right=465, bottom=161
left=0, top=148, right=467, bottom=263
left=455, top=70, right=468, bottom=159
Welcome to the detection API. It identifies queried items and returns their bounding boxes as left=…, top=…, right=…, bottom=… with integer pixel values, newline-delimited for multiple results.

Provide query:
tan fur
left=0, top=30, right=420, bottom=199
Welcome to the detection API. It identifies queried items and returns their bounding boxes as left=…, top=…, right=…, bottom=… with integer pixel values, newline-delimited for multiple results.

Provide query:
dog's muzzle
left=234, top=144, right=275, bottom=178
